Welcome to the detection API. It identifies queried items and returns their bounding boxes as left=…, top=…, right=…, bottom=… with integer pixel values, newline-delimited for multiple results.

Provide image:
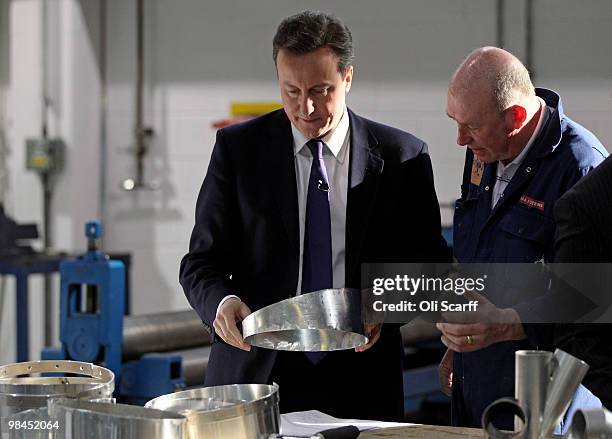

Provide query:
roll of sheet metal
left=122, top=310, right=211, bottom=360
left=48, top=398, right=187, bottom=439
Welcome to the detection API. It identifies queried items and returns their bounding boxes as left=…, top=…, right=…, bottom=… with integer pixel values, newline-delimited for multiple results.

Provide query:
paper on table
left=280, top=410, right=415, bottom=437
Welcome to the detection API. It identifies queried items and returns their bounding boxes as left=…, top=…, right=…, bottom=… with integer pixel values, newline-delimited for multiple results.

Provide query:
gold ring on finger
left=466, top=335, right=474, bottom=345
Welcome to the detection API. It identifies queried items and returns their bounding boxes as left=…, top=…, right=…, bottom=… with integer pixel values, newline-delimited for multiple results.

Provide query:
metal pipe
left=122, top=310, right=211, bottom=360
left=41, top=0, right=53, bottom=349
left=122, top=0, right=154, bottom=192
left=515, top=350, right=553, bottom=439
left=135, top=0, right=145, bottom=186
left=0, top=277, right=5, bottom=341
left=43, top=174, right=53, bottom=347
left=525, top=0, right=534, bottom=80
left=98, top=0, right=108, bottom=248
left=496, top=0, right=504, bottom=48
left=539, top=349, right=589, bottom=438
left=569, top=408, right=612, bottom=439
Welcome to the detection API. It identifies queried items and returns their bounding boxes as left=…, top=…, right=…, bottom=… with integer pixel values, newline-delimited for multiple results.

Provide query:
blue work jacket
left=451, top=88, right=608, bottom=428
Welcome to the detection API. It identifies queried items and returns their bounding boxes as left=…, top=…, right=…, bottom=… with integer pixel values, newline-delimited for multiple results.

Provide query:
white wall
left=1, top=0, right=611, bottom=364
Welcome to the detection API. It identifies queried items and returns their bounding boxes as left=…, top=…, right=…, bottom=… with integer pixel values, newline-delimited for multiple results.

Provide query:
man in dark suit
left=554, top=154, right=612, bottom=408
left=179, top=10, right=449, bottom=420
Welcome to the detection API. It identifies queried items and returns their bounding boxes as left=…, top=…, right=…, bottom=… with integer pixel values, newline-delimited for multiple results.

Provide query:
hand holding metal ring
left=466, top=334, right=475, bottom=345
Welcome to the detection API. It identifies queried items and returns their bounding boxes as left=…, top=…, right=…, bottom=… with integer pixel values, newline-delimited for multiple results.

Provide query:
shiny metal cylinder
left=0, top=360, right=114, bottom=427
left=482, top=397, right=527, bottom=439
left=242, top=288, right=367, bottom=351
left=569, top=408, right=612, bottom=439
left=122, top=310, right=211, bottom=360
left=540, top=349, right=589, bottom=438
left=48, top=398, right=186, bottom=439
left=146, top=383, right=280, bottom=439
left=515, top=350, right=554, bottom=439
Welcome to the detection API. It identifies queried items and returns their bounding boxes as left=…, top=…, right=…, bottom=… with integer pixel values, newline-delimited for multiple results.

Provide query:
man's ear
left=509, top=105, right=527, bottom=129
left=344, top=65, right=353, bottom=93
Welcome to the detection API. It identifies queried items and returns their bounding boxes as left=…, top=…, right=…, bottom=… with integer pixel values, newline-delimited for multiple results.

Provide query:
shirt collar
left=497, top=97, right=548, bottom=173
left=292, top=107, right=350, bottom=163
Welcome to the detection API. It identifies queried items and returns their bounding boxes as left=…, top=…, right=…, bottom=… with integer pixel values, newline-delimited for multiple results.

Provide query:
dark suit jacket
left=179, top=109, right=450, bottom=420
left=554, top=154, right=612, bottom=408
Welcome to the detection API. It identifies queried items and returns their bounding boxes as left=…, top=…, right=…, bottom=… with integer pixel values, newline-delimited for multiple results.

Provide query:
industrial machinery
left=0, top=204, right=39, bottom=257
left=43, top=222, right=212, bottom=404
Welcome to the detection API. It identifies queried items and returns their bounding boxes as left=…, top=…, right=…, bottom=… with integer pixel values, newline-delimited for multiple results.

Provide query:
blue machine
left=43, top=222, right=186, bottom=404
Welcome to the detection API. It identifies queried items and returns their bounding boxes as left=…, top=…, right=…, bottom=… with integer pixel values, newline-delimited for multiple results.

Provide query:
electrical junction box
left=25, top=138, right=65, bottom=173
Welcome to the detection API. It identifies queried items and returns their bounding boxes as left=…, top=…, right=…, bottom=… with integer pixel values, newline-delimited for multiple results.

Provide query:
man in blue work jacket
left=438, top=47, right=608, bottom=429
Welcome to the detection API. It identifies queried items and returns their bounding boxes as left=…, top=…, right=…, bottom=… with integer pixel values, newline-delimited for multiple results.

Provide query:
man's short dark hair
left=273, top=10, right=354, bottom=75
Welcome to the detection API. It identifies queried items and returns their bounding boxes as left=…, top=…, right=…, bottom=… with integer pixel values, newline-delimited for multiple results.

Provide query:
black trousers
left=269, top=328, right=404, bottom=422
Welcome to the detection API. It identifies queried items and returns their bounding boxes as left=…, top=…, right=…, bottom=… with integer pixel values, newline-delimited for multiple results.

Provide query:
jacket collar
left=533, top=88, right=564, bottom=157
left=265, top=108, right=385, bottom=287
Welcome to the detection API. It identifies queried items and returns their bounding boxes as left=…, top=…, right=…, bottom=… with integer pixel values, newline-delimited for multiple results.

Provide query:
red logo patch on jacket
left=519, top=195, right=545, bottom=211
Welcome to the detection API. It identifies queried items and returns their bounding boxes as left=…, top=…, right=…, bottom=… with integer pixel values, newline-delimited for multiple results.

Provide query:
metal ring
left=0, top=360, right=115, bottom=405
left=481, top=397, right=527, bottom=439
left=466, top=334, right=474, bottom=345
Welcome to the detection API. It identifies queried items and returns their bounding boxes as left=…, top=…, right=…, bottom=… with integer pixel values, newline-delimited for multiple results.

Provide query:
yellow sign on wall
left=230, top=102, right=282, bottom=117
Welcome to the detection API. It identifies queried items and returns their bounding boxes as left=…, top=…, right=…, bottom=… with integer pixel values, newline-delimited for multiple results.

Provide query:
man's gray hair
left=492, top=65, right=535, bottom=112
left=452, top=47, right=536, bottom=113
left=273, top=10, right=354, bottom=75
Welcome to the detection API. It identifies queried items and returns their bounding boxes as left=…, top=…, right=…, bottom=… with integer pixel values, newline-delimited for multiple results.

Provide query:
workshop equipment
left=146, top=383, right=280, bottom=439
left=48, top=398, right=187, bottom=439
left=42, top=221, right=211, bottom=404
left=515, top=350, right=553, bottom=439
left=0, top=360, right=114, bottom=429
left=242, top=288, right=367, bottom=351
left=0, top=205, right=63, bottom=362
left=25, top=134, right=65, bottom=348
left=121, top=0, right=156, bottom=192
left=481, top=349, right=589, bottom=439
left=569, top=407, right=612, bottom=439
left=539, top=350, right=589, bottom=437
left=0, top=204, right=38, bottom=257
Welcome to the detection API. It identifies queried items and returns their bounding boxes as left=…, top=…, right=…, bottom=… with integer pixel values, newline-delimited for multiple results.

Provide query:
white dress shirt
left=292, top=108, right=350, bottom=293
left=492, top=97, right=548, bottom=209
left=216, top=109, right=350, bottom=315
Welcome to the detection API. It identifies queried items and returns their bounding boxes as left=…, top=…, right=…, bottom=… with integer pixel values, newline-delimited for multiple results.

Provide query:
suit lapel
left=345, top=110, right=384, bottom=284
left=266, top=111, right=300, bottom=260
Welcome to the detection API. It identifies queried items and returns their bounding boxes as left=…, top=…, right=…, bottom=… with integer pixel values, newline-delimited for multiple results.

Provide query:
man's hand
left=213, top=297, right=252, bottom=351
left=438, top=348, right=453, bottom=396
left=436, top=291, right=526, bottom=352
left=355, top=323, right=382, bottom=352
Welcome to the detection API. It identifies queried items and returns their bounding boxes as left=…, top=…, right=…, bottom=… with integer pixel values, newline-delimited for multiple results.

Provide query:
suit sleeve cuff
left=216, top=294, right=241, bottom=317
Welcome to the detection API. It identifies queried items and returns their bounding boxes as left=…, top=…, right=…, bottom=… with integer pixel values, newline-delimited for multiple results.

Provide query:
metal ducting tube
left=122, top=310, right=211, bottom=360
left=569, top=408, right=612, bottom=439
